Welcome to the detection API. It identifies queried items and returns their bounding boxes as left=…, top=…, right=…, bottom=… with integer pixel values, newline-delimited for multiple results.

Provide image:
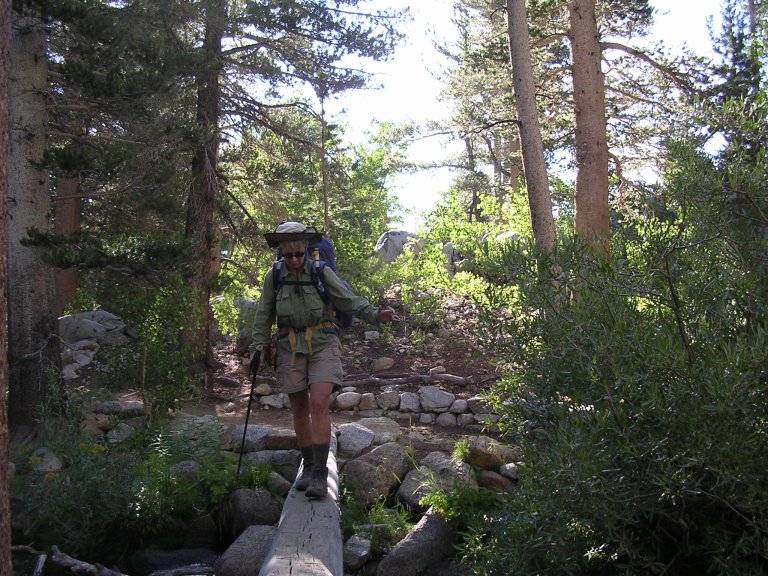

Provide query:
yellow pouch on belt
left=285, top=322, right=339, bottom=365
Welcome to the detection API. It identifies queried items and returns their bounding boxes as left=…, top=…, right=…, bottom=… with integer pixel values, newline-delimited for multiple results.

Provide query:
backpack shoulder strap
left=309, top=260, right=327, bottom=300
left=311, top=259, right=326, bottom=277
left=272, top=260, right=283, bottom=293
left=274, top=259, right=317, bottom=291
left=310, top=259, right=342, bottom=325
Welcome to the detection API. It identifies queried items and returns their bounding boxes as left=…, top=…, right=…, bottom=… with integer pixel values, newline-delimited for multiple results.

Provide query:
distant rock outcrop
left=374, top=230, right=423, bottom=264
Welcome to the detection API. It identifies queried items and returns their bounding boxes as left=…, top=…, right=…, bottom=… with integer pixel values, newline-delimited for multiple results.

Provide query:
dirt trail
left=196, top=297, right=500, bottom=447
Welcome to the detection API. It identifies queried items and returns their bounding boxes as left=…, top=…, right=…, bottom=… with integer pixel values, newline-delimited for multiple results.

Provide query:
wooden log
left=342, top=375, right=428, bottom=387
left=342, top=373, right=470, bottom=387
left=258, top=436, right=342, bottom=576
left=146, top=567, right=215, bottom=576
left=32, top=553, right=47, bottom=576
left=50, top=546, right=128, bottom=576
left=428, top=373, right=470, bottom=385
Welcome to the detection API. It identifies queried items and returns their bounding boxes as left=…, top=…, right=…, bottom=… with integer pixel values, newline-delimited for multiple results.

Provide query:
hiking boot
left=305, top=466, right=328, bottom=500
left=295, top=463, right=314, bottom=491
left=295, top=446, right=315, bottom=491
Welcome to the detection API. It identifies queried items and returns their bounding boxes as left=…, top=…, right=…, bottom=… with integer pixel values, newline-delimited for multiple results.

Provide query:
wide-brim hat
left=263, top=221, right=322, bottom=247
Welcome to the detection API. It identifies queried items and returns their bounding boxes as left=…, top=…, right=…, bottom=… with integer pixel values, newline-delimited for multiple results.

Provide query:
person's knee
left=310, top=397, right=330, bottom=417
left=290, top=390, right=310, bottom=412
left=309, top=389, right=332, bottom=415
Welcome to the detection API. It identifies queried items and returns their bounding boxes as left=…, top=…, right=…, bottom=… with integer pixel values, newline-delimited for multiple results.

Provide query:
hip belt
left=277, top=322, right=339, bottom=365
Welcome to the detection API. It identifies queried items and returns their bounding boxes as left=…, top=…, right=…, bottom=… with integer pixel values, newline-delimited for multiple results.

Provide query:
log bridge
left=258, top=436, right=343, bottom=576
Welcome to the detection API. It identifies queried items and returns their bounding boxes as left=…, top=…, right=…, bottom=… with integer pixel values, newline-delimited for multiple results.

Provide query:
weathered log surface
left=258, top=436, right=342, bottom=576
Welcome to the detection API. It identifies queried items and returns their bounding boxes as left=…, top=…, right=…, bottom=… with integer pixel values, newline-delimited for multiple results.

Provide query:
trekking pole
left=236, top=350, right=260, bottom=478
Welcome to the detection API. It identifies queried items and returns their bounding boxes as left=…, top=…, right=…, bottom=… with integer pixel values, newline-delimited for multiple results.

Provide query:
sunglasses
left=283, top=252, right=305, bottom=260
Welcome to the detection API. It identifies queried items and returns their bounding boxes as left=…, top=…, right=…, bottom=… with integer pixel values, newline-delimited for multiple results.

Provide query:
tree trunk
left=54, top=174, right=81, bottom=316
left=505, top=0, right=556, bottom=254
left=320, top=98, right=330, bottom=232
left=569, top=0, right=610, bottom=259
left=184, top=0, right=225, bottom=366
left=7, top=9, right=61, bottom=434
left=0, top=1, right=14, bottom=573
left=464, top=137, right=482, bottom=222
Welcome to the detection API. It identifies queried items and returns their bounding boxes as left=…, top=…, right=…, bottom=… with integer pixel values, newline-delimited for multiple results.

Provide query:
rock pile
left=251, top=378, right=503, bottom=430
left=58, top=310, right=135, bottom=380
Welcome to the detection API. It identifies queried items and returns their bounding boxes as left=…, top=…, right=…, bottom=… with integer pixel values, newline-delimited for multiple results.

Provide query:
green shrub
left=86, top=273, right=199, bottom=418
left=19, top=400, right=142, bottom=560
left=341, top=493, right=411, bottom=554
left=445, top=140, right=768, bottom=574
left=125, top=419, right=267, bottom=540
left=16, top=397, right=258, bottom=562
left=451, top=438, right=470, bottom=462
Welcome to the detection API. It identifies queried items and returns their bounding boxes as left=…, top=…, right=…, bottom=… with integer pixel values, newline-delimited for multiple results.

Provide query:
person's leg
left=277, top=350, right=314, bottom=489
left=304, top=342, right=343, bottom=500
left=308, top=381, right=334, bottom=446
left=289, top=389, right=312, bottom=447
left=305, top=381, right=335, bottom=499
left=289, top=390, right=314, bottom=490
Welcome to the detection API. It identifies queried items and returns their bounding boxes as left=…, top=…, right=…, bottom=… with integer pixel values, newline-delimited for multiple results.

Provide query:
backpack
left=273, top=235, right=354, bottom=330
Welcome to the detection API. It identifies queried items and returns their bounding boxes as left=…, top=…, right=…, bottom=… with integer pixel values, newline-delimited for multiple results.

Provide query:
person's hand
left=376, top=305, right=401, bottom=324
left=249, top=350, right=262, bottom=378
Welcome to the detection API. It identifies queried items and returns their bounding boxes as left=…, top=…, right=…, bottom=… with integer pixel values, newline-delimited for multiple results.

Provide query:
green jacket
left=250, top=259, right=380, bottom=356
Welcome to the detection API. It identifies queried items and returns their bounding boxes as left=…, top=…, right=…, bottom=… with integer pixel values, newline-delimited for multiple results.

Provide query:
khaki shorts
left=276, top=341, right=344, bottom=394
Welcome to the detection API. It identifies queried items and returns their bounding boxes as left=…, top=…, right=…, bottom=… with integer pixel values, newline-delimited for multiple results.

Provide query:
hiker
left=249, top=221, right=400, bottom=499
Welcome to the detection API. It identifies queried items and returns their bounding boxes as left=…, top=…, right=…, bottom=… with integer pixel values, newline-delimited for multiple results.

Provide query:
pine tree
left=0, top=0, right=13, bottom=572
left=8, top=3, right=61, bottom=434
left=23, top=1, right=406, bottom=366
left=506, top=0, right=555, bottom=254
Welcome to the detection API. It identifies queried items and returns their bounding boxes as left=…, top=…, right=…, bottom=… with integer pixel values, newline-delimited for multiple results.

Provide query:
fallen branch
left=428, top=373, right=470, bottom=385
left=341, top=373, right=471, bottom=387
left=11, top=546, right=47, bottom=576
left=147, top=567, right=216, bottom=576
left=342, top=375, right=428, bottom=387
left=50, top=546, right=128, bottom=576
left=11, top=545, right=40, bottom=555
left=32, top=553, right=47, bottom=576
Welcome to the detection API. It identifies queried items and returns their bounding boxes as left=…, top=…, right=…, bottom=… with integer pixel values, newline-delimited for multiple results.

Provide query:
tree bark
left=464, top=137, right=482, bottom=222
left=320, top=98, right=330, bottom=232
left=569, top=0, right=610, bottom=259
left=53, top=174, right=81, bottom=316
left=0, top=1, right=14, bottom=573
left=505, top=0, right=556, bottom=254
left=184, top=0, right=225, bottom=366
left=7, top=9, right=61, bottom=434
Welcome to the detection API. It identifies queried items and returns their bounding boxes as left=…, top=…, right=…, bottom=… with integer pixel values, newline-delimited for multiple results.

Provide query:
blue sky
left=327, top=0, right=724, bottom=232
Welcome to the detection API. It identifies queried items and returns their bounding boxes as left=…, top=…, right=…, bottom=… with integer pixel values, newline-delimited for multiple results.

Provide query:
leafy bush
left=446, top=142, right=768, bottom=575
left=86, top=273, right=199, bottom=418
left=18, top=396, right=142, bottom=559
left=125, top=418, right=267, bottom=541
left=340, top=493, right=411, bottom=555
left=22, top=442, right=140, bottom=559
left=17, top=402, right=263, bottom=562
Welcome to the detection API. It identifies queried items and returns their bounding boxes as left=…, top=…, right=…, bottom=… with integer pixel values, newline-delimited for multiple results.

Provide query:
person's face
left=281, top=241, right=306, bottom=273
